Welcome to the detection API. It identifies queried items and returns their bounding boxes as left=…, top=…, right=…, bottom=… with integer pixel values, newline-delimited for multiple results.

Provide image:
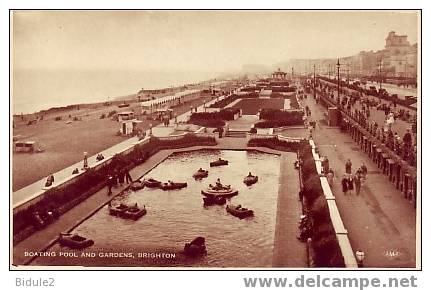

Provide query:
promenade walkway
left=273, top=153, right=307, bottom=267
left=302, top=96, right=417, bottom=268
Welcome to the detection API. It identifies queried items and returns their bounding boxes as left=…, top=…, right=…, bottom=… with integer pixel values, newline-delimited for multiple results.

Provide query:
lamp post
left=347, top=63, right=350, bottom=84
left=83, top=152, right=89, bottom=170
left=149, top=123, right=153, bottom=136
left=190, top=105, right=193, bottom=114
left=313, top=64, right=316, bottom=99
left=355, top=250, right=365, bottom=267
left=337, top=59, right=341, bottom=104
left=378, top=60, right=383, bottom=91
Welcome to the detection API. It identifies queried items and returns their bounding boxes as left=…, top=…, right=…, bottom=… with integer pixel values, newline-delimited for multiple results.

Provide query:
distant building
left=285, top=31, right=417, bottom=79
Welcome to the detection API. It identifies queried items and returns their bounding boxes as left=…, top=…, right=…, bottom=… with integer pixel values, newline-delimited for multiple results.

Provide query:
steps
left=225, top=130, right=247, bottom=138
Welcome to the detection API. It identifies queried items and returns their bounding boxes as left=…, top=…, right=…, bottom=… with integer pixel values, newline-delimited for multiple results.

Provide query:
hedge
left=247, top=138, right=308, bottom=152
left=260, top=108, right=303, bottom=120
left=189, top=108, right=240, bottom=121
left=298, top=146, right=345, bottom=267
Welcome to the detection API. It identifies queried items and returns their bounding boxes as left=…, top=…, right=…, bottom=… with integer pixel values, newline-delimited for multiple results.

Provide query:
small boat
left=120, top=205, right=147, bottom=220
left=129, top=180, right=145, bottom=191
left=201, top=184, right=238, bottom=198
left=58, top=233, right=94, bottom=249
left=109, top=203, right=129, bottom=216
left=143, top=178, right=162, bottom=188
left=159, top=182, right=187, bottom=191
left=243, top=174, right=258, bottom=186
left=203, top=196, right=226, bottom=206
left=226, top=204, right=254, bottom=219
left=210, top=159, right=229, bottom=167
left=184, top=237, right=207, bottom=256
left=193, top=169, right=209, bottom=179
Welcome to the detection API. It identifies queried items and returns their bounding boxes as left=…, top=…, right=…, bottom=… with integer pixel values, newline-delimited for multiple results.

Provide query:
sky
left=12, top=10, right=419, bottom=72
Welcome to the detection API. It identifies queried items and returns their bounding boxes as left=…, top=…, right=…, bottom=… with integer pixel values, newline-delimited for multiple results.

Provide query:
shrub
left=298, top=144, right=345, bottom=267
left=303, top=175, right=322, bottom=206
left=247, top=138, right=307, bottom=152
left=54, top=116, right=62, bottom=121
left=312, top=235, right=345, bottom=267
left=260, top=108, right=304, bottom=121
left=100, top=114, right=106, bottom=119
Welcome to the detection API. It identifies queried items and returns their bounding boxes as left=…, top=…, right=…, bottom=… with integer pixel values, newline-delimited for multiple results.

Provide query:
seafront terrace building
left=284, top=31, right=418, bottom=80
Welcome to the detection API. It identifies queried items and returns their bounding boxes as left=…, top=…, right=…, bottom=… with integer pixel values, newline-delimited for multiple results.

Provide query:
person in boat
left=215, top=178, right=222, bottom=189
left=248, top=172, right=253, bottom=177
left=236, top=204, right=242, bottom=210
left=198, top=167, right=204, bottom=172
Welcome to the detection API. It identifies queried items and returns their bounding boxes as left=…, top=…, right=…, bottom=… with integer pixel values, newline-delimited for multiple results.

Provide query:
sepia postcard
left=10, top=10, right=421, bottom=269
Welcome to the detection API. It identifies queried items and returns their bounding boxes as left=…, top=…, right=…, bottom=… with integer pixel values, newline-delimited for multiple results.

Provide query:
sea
left=12, top=69, right=220, bottom=114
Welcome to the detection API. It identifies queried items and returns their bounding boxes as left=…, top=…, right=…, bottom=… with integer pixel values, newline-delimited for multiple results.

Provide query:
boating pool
left=33, top=150, right=281, bottom=267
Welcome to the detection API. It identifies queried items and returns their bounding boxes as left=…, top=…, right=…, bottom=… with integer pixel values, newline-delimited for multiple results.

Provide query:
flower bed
left=187, top=108, right=240, bottom=127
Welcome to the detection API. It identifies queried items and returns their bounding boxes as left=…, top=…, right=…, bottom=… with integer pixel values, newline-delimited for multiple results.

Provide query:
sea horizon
left=12, top=68, right=223, bottom=115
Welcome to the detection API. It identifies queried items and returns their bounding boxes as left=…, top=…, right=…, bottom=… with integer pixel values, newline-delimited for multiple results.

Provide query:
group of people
left=319, top=82, right=417, bottom=167
left=340, top=159, right=368, bottom=195
left=319, top=155, right=367, bottom=196
left=106, top=167, right=133, bottom=195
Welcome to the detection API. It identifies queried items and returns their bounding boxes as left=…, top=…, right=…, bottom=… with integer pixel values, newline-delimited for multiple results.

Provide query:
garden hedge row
left=298, top=146, right=345, bottom=267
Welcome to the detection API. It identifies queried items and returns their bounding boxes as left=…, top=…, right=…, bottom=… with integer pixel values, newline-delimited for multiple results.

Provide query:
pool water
left=34, top=150, right=281, bottom=267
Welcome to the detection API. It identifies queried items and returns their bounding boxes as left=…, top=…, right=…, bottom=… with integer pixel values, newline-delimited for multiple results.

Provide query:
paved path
left=273, top=153, right=307, bottom=267
left=302, top=96, right=417, bottom=268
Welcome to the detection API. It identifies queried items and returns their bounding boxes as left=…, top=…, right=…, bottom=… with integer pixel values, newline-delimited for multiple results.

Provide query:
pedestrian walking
left=345, top=159, right=352, bottom=174
left=107, top=174, right=113, bottom=195
left=118, top=169, right=125, bottom=186
left=326, top=168, right=334, bottom=188
left=347, top=174, right=354, bottom=194
left=125, top=169, right=133, bottom=184
left=322, top=156, right=329, bottom=175
left=360, top=163, right=368, bottom=179
left=353, top=173, right=362, bottom=195
left=341, top=174, right=349, bottom=195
